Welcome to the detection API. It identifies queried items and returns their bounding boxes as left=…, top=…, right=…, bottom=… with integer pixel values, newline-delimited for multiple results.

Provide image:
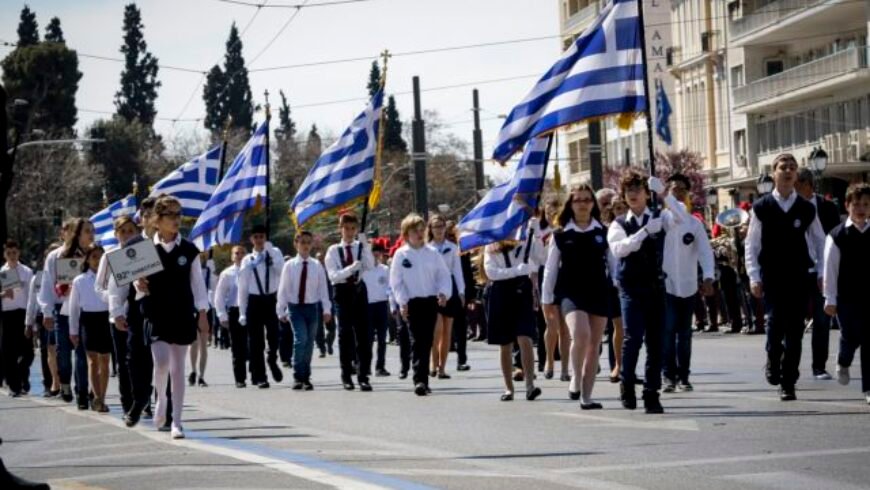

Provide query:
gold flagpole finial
left=132, top=174, right=139, bottom=198
left=264, top=89, right=271, bottom=120
left=369, top=49, right=391, bottom=211
left=222, top=115, right=233, bottom=141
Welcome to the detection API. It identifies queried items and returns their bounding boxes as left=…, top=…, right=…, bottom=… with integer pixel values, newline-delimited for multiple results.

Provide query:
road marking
left=718, top=471, right=870, bottom=490
left=546, top=412, right=701, bottom=431
left=555, top=446, right=870, bottom=474
left=696, top=390, right=870, bottom=411
left=47, top=465, right=263, bottom=484
left=40, top=441, right=154, bottom=455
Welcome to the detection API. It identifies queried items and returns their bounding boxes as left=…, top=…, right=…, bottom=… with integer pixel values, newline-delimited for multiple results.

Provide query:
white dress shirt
left=389, top=244, right=452, bottom=307
left=1, top=262, right=33, bottom=312
left=362, top=263, right=391, bottom=304
left=426, top=239, right=465, bottom=298
left=38, top=247, right=68, bottom=317
left=541, top=219, right=613, bottom=305
left=237, top=243, right=284, bottom=311
left=607, top=194, right=682, bottom=260
left=823, top=218, right=869, bottom=307
left=68, top=270, right=109, bottom=336
left=662, top=202, right=715, bottom=298
left=25, top=272, right=43, bottom=329
left=201, top=258, right=217, bottom=306
left=214, top=264, right=240, bottom=323
left=325, top=239, right=375, bottom=284
left=745, top=189, right=827, bottom=284
left=276, top=255, right=332, bottom=318
left=483, top=241, right=539, bottom=282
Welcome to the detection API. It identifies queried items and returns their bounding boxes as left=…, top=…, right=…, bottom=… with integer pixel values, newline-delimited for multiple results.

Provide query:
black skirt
left=81, top=311, right=113, bottom=354
left=485, top=276, right=537, bottom=346
left=608, top=285, right=622, bottom=320
left=436, top=278, right=464, bottom=319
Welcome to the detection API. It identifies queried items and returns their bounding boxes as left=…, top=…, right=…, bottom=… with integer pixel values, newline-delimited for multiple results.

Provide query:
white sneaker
left=836, top=365, right=850, bottom=386
left=171, top=426, right=185, bottom=439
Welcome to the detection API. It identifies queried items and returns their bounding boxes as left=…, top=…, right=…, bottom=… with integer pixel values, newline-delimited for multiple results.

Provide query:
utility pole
left=589, top=121, right=603, bottom=189
left=411, top=76, right=428, bottom=219
left=472, top=89, right=485, bottom=191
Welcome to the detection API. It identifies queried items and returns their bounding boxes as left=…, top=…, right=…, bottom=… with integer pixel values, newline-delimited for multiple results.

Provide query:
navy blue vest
left=830, top=222, right=870, bottom=304
left=614, top=214, right=664, bottom=292
left=752, top=193, right=815, bottom=286
left=143, top=239, right=200, bottom=345
left=553, top=225, right=609, bottom=300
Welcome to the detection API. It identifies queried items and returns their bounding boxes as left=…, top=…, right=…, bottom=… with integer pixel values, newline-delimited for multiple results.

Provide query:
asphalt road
left=1, top=331, right=868, bottom=490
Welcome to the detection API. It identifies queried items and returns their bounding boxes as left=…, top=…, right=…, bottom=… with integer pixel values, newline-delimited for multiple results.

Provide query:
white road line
left=546, top=412, right=701, bottom=431
left=718, top=470, right=870, bottom=490
left=48, top=464, right=264, bottom=484
left=555, top=446, right=870, bottom=474
left=40, top=441, right=154, bottom=456
left=696, top=390, right=870, bottom=411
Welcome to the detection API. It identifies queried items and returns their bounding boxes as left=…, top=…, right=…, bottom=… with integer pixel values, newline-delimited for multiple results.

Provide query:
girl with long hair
left=426, top=214, right=465, bottom=379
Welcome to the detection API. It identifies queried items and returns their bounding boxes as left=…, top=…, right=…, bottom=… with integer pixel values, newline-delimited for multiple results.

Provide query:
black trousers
left=764, top=283, right=810, bottom=388
left=126, top=316, right=153, bottom=412
left=37, top=316, right=52, bottom=391
left=110, top=323, right=133, bottom=413
left=247, top=294, right=279, bottom=384
left=408, top=297, right=438, bottom=386
left=807, top=273, right=831, bottom=372
left=396, top=311, right=411, bottom=374
left=315, top=316, right=336, bottom=354
left=227, top=307, right=247, bottom=383
left=279, top=318, right=293, bottom=364
left=1, top=309, right=33, bottom=394
left=452, top=307, right=468, bottom=366
left=334, top=283, right=372, bottom=381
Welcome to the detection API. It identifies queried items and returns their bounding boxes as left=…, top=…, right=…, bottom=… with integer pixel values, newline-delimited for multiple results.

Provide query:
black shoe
left=143, top=405, right=153, bottom=419
left=359, top=381, right=373, bottom=392
left=269, top=361, right=284, bottom=383
left=188, top=371, right=196, bottom=386
left=258, top=381, right=270, bottom=389
left=414, top=383, right=427, bottom=396
left=327, top=345, right=333, bottom=355
left=342, top=379, right=355, bottom=391
left=198, top=377, right=208, bottom=387
left=526, top=387, right=542, bottom=401
left=124, top=406, right=143, bottom=427
left=282, top=361, right=291, bottom=368
left=235, top=382, right=247, bottom=388
left=643, top=391, right=664, bottom=414
left=43, top=390, right=59, bottom=398
left=568, top=391, right=581, bottom=401
left=620, top=383, right=637, bottom=410
left=512, top=370, right=524, bottom=382
left=319, top=352, right=326, bottom=358
left=779, top=385, right=796, bottom=401
left=398, top=372, right=408, bottom=380
left=437, top=372, right=451, bottom=380
left=375, top=368, right=391, bottom=377
left=61, top=390, right=73, bottom=403
left=457, top=364, right=470, bottom=372
left=500, top=392, right=514, bottom=401
left=8, top=392, right=21, bottom=398
left=22, top=381, right=30, bottom=394
left=292, top=381, right=304, bottom=390
left=581, top=401, right=603, bottom=410
left=0, top=457, right=51, bottom=490
left=765, top=361, right=781, bottom=386
left=77, top=398, right=89, bottom=410
left=544, top=370, right=554, bottom=380
left=303, top=381, right=314, bottom=391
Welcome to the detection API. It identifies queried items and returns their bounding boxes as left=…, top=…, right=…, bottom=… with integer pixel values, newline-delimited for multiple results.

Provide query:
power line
left=209, top=0, right=372, bottom=8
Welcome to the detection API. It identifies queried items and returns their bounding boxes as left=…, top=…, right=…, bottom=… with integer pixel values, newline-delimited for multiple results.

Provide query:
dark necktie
left=298, top=260, right=308, bottom=304
left=344, top=245, right=353, bottom=266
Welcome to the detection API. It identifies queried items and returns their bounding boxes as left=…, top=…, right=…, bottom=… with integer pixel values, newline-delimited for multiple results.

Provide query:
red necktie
left=298, top=260, right=308, bottom=304
left=344, top=245, right=353, bottom=266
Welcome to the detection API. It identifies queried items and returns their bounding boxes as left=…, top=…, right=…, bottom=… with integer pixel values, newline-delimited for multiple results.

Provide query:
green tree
left=278, top=89, right=297, bottom=140
left=17, top=5, right=39, bottom=46
left=383, top=95, right=407, bottom=154
left=86, top=117, right=163, bottom=199
left=1, top=42, right=81, bottom=134
left=367, top=60, right=381, bottom=98
left=45, top=17, right=64, bottom=43
left=305, top=124, right=322, bottom=162
left=203, top=64, right=226, bottom=132
left=114, top=3, right=161, bottom=128
left=202, top=24, right=253, bottom=133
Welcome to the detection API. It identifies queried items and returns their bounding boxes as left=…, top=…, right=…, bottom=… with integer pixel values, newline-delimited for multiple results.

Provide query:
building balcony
left=733, top=46, right=869, bottom=112
left=563, top=2, right=599, bottom=33
left=757, top=129, right=870, bottom=174
left=730, top=0, right=865, bottom=46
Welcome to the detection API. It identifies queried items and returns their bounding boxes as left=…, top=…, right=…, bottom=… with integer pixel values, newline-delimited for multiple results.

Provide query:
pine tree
left=367, top=61, right=381, bottom=98
left=305, top=124, right=322, bottom=162
left=17, top=6, right=39, bottom=47
left=45, top=17, right=64, bottom=43
left=223, top=24, right=253, bottom=131
left=383, top=95, right=407, bottom=153
left=203, top=65, right=226, bottom=132
left=278, top=90, right=297, bottom=140
left=114, top=3, right=161, bottom=128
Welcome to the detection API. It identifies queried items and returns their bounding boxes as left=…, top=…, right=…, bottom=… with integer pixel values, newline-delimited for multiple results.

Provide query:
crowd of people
left=0, top=152, right=867, bottom=443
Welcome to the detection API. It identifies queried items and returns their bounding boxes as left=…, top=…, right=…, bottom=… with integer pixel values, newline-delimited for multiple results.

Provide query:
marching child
left=216, top=245, right=247, bottom=388
left=426, top=214, right=465, bottom=379
left=1, top=240, right=35, bottom=397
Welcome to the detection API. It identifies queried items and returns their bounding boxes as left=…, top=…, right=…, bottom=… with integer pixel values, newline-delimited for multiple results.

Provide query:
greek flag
left=190, top=121, right=269, bottom=250
left=149, top=145, right=222, bottom=218
left=458, top=136, right=551, bottom=251
left=492, top=0, right=646, bottom=162
left=291, top=90, right=383, bottom=226
left=655, top=79, right=672, bottom=146
left=90, top=195, right=138, bottom=248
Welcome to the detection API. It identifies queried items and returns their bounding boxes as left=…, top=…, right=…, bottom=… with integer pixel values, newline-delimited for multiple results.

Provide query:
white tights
left=151, top=341, right=188, bottom=429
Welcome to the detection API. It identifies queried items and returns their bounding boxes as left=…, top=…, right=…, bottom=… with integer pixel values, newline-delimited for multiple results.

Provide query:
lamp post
left=756, top=173, right=774, bottom=196
left=707, top=188, right=718, bottom=224
left=437, top=203, right=450, bottom=216
left=808, top=146, right=828, bottom=180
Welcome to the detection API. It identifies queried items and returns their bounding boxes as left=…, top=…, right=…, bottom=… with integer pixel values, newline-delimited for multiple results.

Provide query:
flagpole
left=264, top=90, right=272, bottom=240
left=361, top=49, right=391, bottom=236
left=522, top=132, right=555, bottom=265
left=635, top=0, right=659, bottom=210
left=209, top=118, right=232, bottom=262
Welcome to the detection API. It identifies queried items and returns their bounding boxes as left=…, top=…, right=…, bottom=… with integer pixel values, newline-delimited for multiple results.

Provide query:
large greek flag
left=149, top=145, right=222, bottom=218
left=90, top=195, right=138, bottom=248
left=291, top=90, right=383, bottom=226
left=492, top=0, right=646, bottom=162
left=190, top=122, right=269, bottom=250
left=458, top=136, right=550, bottom=251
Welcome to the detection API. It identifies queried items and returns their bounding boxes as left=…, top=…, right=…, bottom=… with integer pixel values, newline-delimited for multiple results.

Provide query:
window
left=730, top=65, right=744, bottom=88
left=807, top=109, right=817, bottom=141
left=764, top=59, right=784, bottom=77
left=794, top=114, right=806, bottom=145
left=568, top=140, right=580, bottom=174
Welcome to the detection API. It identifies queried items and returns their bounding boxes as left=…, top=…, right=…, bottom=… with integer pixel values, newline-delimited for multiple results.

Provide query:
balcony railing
left=733, top=46, right=868, bottom=107
left=731, top=0, right=828, bottom=40
left=564, top=2, right=599, bottom=31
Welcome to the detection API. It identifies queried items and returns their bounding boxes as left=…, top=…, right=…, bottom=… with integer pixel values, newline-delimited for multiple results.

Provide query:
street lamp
left=756, top=173, right=774, bottom=195
left=707, top=188, right=718, bottom=207
left=808, top=147, right=828, bottom=176
left=437, top=203, right=450, bottom=215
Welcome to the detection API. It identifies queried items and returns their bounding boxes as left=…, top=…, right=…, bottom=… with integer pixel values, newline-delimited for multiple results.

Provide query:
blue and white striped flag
left=149, top=145, right=222, bottom=218
left=189, top=122, right=269, bottom=251
left=458, top=136, right=551, bottom=251
left=291, top=90, right=383, bottom=226
left=90, top=195, right=138, bottom=249
left=492, top=0, right=646, bottom=162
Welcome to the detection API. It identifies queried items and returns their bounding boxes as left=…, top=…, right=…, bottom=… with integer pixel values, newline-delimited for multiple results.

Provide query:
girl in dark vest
left=136, top=196, right=210, bottom=439
left=543, top=184, right=612, bottom=409
left=426, top=214, right=465, bottom=379
left=69, top=244, right=111, bottom=413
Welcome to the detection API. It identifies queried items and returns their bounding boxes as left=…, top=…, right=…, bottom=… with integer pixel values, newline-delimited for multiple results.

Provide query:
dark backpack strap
left=501, top=250, right=512, bottom=269
left=252, top=262, right=266, bottom=296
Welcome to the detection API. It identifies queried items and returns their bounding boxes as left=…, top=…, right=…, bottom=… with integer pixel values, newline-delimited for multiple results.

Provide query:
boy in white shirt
left=362, top=242, right=391, bottom=377
left=1, top=240, right=34, bottom=397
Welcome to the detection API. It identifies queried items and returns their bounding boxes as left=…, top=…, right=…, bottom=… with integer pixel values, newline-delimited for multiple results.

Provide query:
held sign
left=106, top=240, right=164, bottom=287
